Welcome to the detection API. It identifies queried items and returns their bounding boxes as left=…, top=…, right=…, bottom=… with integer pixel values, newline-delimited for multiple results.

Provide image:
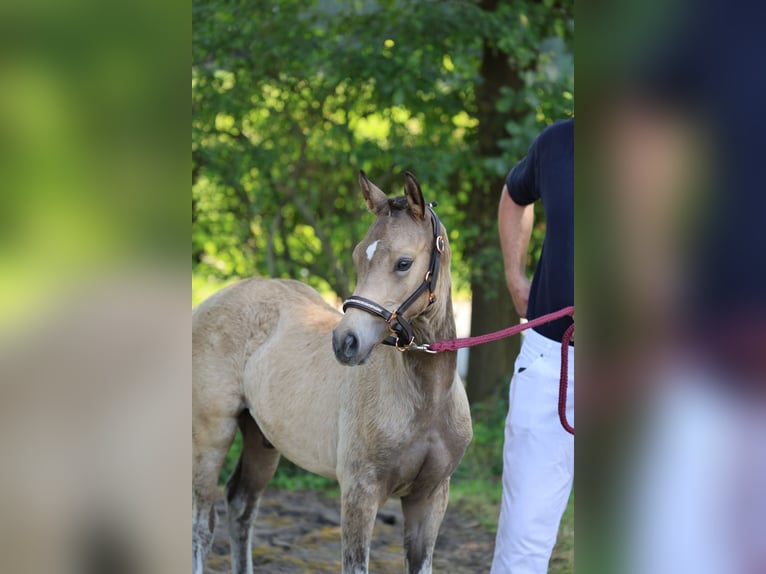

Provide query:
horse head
left=332, top=170, right=449, bottom=366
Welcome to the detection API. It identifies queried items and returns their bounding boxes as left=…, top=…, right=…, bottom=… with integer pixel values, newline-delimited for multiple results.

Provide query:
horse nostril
left=343, top=333, right=359, bottom=358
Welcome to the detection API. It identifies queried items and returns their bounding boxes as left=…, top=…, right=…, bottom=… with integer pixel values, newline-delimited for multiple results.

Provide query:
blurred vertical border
left=577, top=0, right=766, bottom=572
left=0, top=0, right=189, bottom=571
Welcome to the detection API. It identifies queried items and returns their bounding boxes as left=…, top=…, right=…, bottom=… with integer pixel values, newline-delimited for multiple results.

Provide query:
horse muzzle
left=332, top=328, right=369, bottom=365
left=333, top=299, right=392, bottom=365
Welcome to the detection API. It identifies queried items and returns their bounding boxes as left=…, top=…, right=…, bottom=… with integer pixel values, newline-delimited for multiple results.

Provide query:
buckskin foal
left=192, top=171, right=472, bottom=574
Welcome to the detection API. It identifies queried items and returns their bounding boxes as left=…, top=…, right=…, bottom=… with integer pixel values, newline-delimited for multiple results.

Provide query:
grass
left=550, top=492, right=575, bottom=574
left=449, top=478, right=504, bottom=531
left=449, top=480, right=574, bottom=573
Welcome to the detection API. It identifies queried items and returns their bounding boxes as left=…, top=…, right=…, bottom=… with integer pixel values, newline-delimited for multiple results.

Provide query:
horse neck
left=411, top=294, right=457, bottom=348
left=399, top=284, right=459, bottom=404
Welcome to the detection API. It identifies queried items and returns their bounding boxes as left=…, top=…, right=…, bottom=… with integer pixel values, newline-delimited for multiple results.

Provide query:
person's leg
left=491, top=330, right=574, bottom=574
left=625, top=373, right=742, bottom=574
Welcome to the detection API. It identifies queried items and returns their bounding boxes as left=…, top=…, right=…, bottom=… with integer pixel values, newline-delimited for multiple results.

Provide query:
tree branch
left=266, top=208, right=282, bottom=278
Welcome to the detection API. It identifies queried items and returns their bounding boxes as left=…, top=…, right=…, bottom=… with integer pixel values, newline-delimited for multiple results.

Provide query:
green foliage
left=191, top=272, right=239, bottom=307
left=192, top=0, right=573, bottom=298
left=453, top=386, right=510, bottom=483
left=447, top=386, right=508, bottom=531
left=218, top=430, right=241, bottom=484
left=269, top=460, right=338, bottom=493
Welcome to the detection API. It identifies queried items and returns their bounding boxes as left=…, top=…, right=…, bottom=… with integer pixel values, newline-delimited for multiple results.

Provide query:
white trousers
left=490, top=328, right=574, bottom=574
left=625, top=373, right=757, bottom=574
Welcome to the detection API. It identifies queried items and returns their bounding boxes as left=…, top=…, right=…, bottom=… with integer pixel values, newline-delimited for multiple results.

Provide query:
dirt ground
left=205, top=487, right=496, bottom=573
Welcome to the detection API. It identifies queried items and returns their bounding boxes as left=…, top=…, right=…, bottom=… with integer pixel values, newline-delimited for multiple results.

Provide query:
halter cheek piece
left=342, top=204, right=444, bottom=351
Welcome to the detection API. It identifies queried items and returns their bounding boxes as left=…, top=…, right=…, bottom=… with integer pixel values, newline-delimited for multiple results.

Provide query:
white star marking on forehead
left=366, top=240, right=379, bottom=261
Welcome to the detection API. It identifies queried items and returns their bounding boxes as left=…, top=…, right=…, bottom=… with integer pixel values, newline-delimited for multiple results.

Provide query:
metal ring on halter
left=395, top=336, right=415, bottom=352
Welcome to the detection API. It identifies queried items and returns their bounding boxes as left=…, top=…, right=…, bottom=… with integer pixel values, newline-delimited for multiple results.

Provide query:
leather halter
left=342, top=204, right=445, bottom=350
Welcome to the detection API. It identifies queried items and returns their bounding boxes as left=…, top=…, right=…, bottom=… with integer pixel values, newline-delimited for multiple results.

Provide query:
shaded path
left=206, top=488, right=496, bottom=573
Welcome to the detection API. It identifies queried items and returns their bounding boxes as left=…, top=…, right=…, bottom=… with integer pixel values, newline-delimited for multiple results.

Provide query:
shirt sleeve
left=506, top=138, right=539, bottom=206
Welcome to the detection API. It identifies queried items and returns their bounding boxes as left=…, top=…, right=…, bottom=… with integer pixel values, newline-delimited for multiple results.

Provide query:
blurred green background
left=0, top=0, right=187, bottom=335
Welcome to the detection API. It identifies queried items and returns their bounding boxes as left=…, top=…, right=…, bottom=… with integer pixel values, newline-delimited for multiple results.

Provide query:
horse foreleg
left=400, top=479, right=450, bottom=574
left=225, top=412, right=280, bottom=574
left=339, top=480, right=382, bottom=574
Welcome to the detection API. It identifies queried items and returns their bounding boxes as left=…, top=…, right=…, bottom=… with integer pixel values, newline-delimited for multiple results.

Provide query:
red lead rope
left=558, top=322, right=575, bottom=435
left=427, top=305, right=574, bottom=352
left=425, top=305, right=575, bottom=435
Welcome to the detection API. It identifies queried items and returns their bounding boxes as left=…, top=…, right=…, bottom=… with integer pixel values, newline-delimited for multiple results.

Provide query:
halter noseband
left=342, top=204, right=444, bottom=351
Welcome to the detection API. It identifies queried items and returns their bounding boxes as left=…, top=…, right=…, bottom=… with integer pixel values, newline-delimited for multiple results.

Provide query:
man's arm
left=498, top=184, right=534, bottom=317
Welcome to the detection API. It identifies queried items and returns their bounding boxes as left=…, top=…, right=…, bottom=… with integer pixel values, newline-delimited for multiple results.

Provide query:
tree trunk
left=466, top=279, right=519, bottom=403
left=464, top=0, right=525, bottom=403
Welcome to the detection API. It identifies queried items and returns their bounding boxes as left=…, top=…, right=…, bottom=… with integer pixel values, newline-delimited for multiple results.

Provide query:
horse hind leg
left=193, top=411, right=238, bottom=574
left=225, top=411, right=281, bottom=574
left=401, top=479, right=450, bottom=574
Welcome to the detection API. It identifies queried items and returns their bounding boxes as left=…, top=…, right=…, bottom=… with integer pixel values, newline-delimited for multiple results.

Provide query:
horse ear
left=358, top=170, right=390, bottom=216
left=404, top=171, right=425, bottom=220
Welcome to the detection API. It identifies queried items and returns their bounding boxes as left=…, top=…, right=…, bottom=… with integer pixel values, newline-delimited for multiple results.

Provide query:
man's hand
left=506, top=272, right=531, bottom=318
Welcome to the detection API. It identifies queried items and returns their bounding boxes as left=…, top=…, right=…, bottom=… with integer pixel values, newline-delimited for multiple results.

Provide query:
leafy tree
left=463, top=0, right=573, bottom=400
left=192, top=0, right=573, bottom=401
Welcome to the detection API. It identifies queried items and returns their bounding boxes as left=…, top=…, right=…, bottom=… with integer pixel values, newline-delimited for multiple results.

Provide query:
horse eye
left=395, top=258, right=413, bottom=272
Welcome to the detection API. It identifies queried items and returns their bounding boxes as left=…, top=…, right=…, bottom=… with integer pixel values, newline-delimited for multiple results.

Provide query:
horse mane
left=388, top=196, right=410, bottom=212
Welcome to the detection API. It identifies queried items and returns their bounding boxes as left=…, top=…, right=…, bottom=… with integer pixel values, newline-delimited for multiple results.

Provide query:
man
left=491, top=118, right=574, bottom=574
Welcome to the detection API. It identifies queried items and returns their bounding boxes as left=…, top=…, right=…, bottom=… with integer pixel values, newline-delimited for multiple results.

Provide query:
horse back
left=193, top=278, right=338, bottom=402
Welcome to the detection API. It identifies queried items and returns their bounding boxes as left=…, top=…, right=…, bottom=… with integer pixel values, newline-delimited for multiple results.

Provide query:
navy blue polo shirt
left=506, top=119, right=574, bottom=342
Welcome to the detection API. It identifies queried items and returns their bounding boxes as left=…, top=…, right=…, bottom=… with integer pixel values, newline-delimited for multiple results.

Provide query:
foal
left=192, top=171, right=472, bottom=573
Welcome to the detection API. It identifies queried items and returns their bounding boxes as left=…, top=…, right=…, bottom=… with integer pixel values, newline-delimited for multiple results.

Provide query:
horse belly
left=243, top=338, right=342, bottom=480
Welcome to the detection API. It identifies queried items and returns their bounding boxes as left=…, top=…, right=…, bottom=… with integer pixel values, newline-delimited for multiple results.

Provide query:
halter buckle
left=385, top=310, right=399, bottom=333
